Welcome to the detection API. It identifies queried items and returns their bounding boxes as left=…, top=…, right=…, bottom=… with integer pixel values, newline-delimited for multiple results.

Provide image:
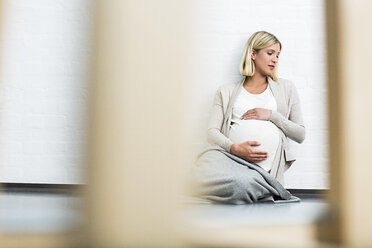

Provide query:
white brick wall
left=0, top=0, right=328, bottom=188
left=187, top=0, right=328, bottom=189
left=0, top=0, right=93, bottom=183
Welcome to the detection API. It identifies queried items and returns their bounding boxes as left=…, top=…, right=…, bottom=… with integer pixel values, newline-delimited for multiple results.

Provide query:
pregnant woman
left=189, top=31, right=305, bottom=204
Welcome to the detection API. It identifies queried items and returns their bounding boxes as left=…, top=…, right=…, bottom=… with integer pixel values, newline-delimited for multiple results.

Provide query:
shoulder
left=276, top=77, right=298, bottom=95
left=218, top=79, right=241, bottom=92
left=276, top=77, right=302, bottom=106
left=276, top=77, right=295, bottom=89
left=215, top=78, right=242, bottom=99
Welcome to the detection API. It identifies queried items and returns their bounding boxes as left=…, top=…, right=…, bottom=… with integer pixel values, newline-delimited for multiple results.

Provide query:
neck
left=244, top=73, right=268, bottom=87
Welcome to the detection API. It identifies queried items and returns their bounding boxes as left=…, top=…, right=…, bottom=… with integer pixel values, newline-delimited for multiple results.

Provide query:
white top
left=228, top=84, right=280, bottom=172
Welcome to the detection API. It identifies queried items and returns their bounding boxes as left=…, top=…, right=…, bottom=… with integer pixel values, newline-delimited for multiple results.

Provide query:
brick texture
left=187, top=0, right=328, bottom=189
left=0, top=0, right=92, bottom=183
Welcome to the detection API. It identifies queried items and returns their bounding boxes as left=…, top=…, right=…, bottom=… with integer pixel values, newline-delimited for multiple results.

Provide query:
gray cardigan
left=206, top=75, right=305, bottom=184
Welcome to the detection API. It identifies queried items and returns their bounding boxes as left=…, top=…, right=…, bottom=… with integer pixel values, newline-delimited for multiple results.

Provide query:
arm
left=269, top=83, right=305, bottom=143
left=206, top=88, right=234, bottom=152
left=207, top=88, right=270, bottom=162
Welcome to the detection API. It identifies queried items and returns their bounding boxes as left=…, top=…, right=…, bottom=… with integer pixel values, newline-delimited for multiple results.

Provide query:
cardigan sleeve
left=269, top=82, right=306, bottom=143
left=206, top=88, right=234, bottom=152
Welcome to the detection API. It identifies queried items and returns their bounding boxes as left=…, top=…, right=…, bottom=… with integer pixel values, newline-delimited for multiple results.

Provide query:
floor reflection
left=179, top=197, right=329, bottom=228
left=0, top=191, right=83, bottom=233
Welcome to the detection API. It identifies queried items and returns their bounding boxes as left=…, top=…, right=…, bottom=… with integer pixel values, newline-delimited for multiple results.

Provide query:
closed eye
left=268, top=52, right=279, bottom=58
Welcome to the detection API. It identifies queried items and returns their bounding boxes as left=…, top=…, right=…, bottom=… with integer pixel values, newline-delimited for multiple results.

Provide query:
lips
left=268, top=65, right=275, bottom=69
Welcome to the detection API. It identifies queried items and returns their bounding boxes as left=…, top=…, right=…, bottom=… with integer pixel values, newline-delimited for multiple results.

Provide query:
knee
left=230, top=176, right=258, bottom=203
left=231, top=175, right=254, bottom=190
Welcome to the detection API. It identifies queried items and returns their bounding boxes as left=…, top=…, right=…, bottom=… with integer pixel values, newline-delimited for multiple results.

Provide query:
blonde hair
left=239, top=31, right=282, bottom=81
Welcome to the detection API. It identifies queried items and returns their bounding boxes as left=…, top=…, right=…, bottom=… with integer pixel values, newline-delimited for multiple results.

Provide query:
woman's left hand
left=240, top=108, right=272, bottom=121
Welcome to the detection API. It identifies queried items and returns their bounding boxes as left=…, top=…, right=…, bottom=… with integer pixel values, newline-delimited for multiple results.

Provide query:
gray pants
left=188, top=147, right=300, bottom=204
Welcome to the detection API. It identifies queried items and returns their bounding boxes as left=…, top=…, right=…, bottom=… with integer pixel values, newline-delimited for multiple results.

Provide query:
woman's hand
left=240, top=108, right=272, bottom=121
left=230, top=141, right=268, bottom=163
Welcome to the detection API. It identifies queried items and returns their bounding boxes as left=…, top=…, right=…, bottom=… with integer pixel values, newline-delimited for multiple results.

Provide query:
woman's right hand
left=230, top=141, right=268, bottom=163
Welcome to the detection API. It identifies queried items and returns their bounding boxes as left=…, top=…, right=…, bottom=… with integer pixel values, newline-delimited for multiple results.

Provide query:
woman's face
left=251, top=42, right=281, bottom=76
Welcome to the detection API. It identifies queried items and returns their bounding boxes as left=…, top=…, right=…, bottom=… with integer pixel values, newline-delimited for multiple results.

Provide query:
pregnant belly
left=229, top=120, right=280, bottom=171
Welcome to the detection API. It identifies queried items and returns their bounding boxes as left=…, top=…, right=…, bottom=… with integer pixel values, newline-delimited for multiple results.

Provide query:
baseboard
left=287, top=188, right=329, bottom=199
left=0, top=182, right=85, bottom=194
left=0, top=183, right=329, bottom=199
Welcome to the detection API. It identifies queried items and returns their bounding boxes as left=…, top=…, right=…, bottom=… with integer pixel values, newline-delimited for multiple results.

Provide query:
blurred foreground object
left=86, top=0, right=190, bottom=247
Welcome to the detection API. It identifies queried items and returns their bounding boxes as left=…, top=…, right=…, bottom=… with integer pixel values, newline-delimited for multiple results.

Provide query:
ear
left=251, top=49, right=256, bottom=61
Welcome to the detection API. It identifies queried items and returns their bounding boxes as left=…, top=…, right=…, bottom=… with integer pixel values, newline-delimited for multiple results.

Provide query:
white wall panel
left=187, top=0, right=328, bottom=189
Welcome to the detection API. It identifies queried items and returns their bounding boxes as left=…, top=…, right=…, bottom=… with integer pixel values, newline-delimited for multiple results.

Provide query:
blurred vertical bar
left=321, top=0, right=372, bottom=247
left=317, top=0, right=342, bottom=244
left=86, top=0, right=190, bottom=247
